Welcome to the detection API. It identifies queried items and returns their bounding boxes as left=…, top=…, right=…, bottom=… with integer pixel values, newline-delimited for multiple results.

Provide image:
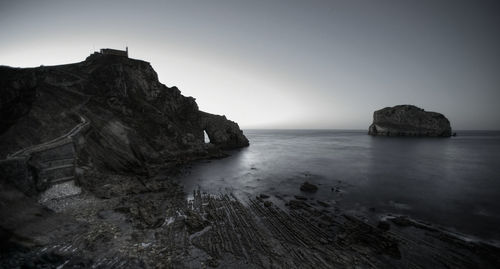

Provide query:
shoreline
left=1, top=169, right=500, bottom=268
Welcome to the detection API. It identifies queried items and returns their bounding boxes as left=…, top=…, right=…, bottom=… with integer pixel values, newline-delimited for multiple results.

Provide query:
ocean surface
left=179, top=130, right=500, bottom=244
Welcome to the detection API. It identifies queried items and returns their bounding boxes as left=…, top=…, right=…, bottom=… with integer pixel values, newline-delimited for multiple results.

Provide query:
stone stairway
left=3, top=115, right=89, bottom=200
left=38, top=159, right=75, bottom=185
left=29, top=138, right=82, bottom=202
left=30, top=139, right=76, bottom=187
left=8, top=115, right=88, bottom=159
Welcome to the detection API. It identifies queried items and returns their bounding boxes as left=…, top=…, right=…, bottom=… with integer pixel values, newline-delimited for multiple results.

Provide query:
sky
left=1, top=0, right=499, bottom=130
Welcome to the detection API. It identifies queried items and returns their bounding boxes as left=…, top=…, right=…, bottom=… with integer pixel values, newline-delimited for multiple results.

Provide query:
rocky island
left=1, top=52, right=499, bottom=268
left=368, top=105, right=452, bottom=137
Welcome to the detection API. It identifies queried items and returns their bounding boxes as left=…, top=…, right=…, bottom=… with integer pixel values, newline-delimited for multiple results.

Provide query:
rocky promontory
left=0, top=51, right=248, bottom=196
left=368, top=105, right=452, bottom=137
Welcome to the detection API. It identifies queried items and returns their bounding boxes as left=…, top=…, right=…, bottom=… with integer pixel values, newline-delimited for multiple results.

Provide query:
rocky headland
left=368, top=105, right=452, bottom=137
left=0, top=51, right=250, bottom=266
left=0, top=52, right=248, bottom=194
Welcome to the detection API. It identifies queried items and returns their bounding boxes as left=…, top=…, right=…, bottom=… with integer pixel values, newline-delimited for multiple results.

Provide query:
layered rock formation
left=0, top=52, right=248, bottom=195
left=368, top=105, right=452, bottom=137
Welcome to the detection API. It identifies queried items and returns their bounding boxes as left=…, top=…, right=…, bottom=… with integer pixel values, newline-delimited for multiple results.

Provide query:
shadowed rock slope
left=368, top=105, right=452, bottom=137
left=0, top=52, right=248, bottom=194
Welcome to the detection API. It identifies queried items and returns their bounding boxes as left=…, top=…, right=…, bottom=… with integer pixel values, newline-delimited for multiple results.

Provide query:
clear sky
left=1, top=0, right=499, bottom=129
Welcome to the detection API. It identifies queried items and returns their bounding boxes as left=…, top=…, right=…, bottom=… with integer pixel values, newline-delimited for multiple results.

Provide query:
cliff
left=0, top=52, right=248, bottom=195
left=368, top=105, right=452, bottom=137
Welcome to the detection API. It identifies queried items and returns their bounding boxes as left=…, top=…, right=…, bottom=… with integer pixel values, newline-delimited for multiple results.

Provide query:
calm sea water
left=180, top=130, right=500, bottom=243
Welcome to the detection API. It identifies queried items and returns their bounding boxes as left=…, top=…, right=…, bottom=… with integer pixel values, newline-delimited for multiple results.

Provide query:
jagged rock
left=185, top=209, right=208, bottom=233
left=300, top=181, right=318, bottom=193
left=0, top=52, right=249, bottom=195
left=259, top=194, right=270, bottom=199
left=286, top=199, right=311, bottom=210
left=294, top=195, right=308, bottom=200
left=368, top=105, right=452, bottom=137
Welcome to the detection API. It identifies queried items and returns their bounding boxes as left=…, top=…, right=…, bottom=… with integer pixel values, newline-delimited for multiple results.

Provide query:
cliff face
left=0, top=53, right=248, bottom=194
left=368, top=105, right=452, bottom=137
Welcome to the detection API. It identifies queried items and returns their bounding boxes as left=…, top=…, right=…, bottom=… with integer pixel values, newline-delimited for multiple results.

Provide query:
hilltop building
left=100, top=47, right=128, bottom=57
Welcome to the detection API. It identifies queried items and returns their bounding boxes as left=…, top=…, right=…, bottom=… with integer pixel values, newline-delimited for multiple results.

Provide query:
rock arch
left=198, top=111, right=249, bottom=149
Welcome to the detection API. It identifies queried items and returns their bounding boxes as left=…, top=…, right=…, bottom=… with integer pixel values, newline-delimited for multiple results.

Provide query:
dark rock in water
left=259, top=194, right=270, bottom=199
left=300, top=181, right=318, bottom=193
left=0, top=52, right=248, bottom=196
left=368, top=105, right=452, bottom=137
left=286, top=199, right=311, bottom=210
left=294, top=195, right=308, bottom=200
left=263, top=201, right=272, bottom=207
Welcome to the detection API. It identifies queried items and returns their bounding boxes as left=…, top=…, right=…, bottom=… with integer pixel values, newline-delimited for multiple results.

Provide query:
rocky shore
left=1, top=54, right=499, bottom=268
left=0, top=51, right=249, bottom=267
left=2, top=175, right=500, bottom=268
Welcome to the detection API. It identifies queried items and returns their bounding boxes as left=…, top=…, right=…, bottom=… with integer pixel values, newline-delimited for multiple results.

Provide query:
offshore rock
left=368, top=105, right=452, bottom=137
left=300, top=181, right=318, bottom=193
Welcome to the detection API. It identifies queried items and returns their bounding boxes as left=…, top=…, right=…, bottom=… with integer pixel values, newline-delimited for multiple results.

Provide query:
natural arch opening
left=203, top=130, right=211, bottom=144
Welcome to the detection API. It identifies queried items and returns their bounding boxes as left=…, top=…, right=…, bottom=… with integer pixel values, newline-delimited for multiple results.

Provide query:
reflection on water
left=178, top=130, right=500, bottom=242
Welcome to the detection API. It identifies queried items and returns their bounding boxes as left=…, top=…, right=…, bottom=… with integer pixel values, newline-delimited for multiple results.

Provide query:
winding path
left=7, top=115, right=89, bottom=159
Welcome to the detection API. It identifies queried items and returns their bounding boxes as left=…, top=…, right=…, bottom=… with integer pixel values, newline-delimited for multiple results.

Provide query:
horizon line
left=241, top=128, right=500, bottom=131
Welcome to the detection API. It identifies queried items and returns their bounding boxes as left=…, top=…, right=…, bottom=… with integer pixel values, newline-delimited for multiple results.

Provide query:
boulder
left=300, top=181, right=318, bottom=193
left=368, top=105, right=452, bottom=137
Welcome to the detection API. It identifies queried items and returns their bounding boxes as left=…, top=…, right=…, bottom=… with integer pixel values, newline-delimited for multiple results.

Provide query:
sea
left=179, top=130, right=500, bottom=244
